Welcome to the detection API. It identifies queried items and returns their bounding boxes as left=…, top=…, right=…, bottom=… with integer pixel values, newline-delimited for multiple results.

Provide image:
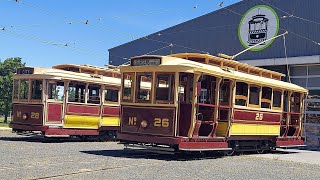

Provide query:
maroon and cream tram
left=117, top=53, right=308, bottom=153
left=10, top=64, right=121, bottom=139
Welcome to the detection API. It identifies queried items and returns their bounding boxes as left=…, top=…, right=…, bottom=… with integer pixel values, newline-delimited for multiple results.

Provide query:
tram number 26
left=154, top=118, right=169, bottom=128
left=255, top=113, right=264, bottom=121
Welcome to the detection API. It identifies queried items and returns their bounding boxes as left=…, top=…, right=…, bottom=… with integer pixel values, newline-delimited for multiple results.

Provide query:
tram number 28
left=154, top=118, right=169, bottom=128
left=255, top=113, right=264, bottom=121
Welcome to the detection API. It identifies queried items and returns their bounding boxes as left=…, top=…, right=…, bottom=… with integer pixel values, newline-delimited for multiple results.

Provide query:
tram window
left=88, top=84, right=101, bottom=104
left=179, top=73, right=194, bottom=103
left=48, top=81, right=64, bottom=101
left=261, top=87, right=272, bottom=109
left=155, top=73, right=174, bottom=103
left=283, top=91, right=288, bottom=112
left=198, top=75, right=215, bottom=104
left=31, top=80, right=42, bottom=100
left=122, top=73, right=134, bottom=102
left=105, top=88, right=119, bottom=103
left=136, top=73, right=152, bottom=102
left=249, top=86, right=260, bottom=106
left=235, top=82, right=248, bottom=106
left=291, top=92, right=301, bottom=113
left=19, top=80, right=29, bottom=100
left=68, top=82, right=85, bottom=103
left=273, top=90, right=282, bottom=108
left=220, top=81, right=230, bottom=105
left=13, top=80, right=19, bottom=99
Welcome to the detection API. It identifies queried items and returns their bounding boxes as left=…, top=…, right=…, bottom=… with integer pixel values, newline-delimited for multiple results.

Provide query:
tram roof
left=121, top=54, right=307, bottom=93
left=169, top=53, right=285, bottom=78
left=53, top=64, right=120, bottom=75
left=14, top=65, right=121, bottom=86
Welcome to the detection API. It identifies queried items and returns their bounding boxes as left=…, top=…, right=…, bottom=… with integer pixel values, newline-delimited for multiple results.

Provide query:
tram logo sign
left=238, top=5, right=279, bottom=51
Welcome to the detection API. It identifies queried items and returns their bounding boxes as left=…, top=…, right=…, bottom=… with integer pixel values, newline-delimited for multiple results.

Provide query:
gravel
left=0, top=131, right=319, bottom=180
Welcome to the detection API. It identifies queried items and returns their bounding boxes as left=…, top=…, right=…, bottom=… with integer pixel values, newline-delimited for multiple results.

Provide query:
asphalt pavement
left=0, top=130, right=319, bottom=180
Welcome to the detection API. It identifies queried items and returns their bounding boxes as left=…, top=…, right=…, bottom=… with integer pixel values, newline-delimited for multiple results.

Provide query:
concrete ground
left=0, top=130, right=319, bottom=180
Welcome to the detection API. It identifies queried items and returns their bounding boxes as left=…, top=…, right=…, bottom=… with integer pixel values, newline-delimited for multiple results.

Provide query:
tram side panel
left=11, top=103, right=46, bottom=132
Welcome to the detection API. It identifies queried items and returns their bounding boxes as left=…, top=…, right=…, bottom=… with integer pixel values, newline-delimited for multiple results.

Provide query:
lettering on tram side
left=16, top=111, right=22, bottom=118
left=255, top=113, right=264, bottom=120
left=153, top=118, right=169, bottom=127
left=122, top=106, right=175, bottom=136
left=31, top=112, right=40, bottom=119
left=128, top=117, right=137, bottom=126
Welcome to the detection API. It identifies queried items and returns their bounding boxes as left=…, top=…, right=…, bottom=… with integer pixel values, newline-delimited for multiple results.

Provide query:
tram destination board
left=131, top=58, right=161, bottom=66
left=17, top=67, right=34, bottom=74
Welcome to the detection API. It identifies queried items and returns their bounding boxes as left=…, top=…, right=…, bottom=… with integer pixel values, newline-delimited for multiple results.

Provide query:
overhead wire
left=0, top=27, right=108, bottom=59
left=7, top=0, right=214, bottom=56
left=259, top=0, right=320, bottom=26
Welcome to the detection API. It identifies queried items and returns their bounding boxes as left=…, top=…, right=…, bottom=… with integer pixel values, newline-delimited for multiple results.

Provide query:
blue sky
left=0, top=0, right=240, bottom=67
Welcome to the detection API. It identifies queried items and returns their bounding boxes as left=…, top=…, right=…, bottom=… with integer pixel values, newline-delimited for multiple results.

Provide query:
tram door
left=178, top=73, right=194, bottom=137
left=217, top=80, right=232, bottom=137
left=46, top=81, right=65, bottom=124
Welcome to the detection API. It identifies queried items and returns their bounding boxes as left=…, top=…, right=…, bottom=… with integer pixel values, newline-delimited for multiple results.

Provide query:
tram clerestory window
left=122, top=73, right=133, bottom=102
left=261, top=87, right=272, bottom=109
left=19, top=80, right=29, bottom=100
left=31, top=80, right=42, bottom=100
left=88, top=84, right=101, bottom=104
left=68, top=82, right=85, bottom=103
left=105, top=88, right=119, bottom=103
left=235, top=82, right=248, bottom=106
left=136, top=73, right=152, bottom=102
left=273, top=90, right=282, bottom=108
left=13, top=80, right=19, bottom=99
left=249, top=86, right=260, bottom=106
left=155, top=73, right=174, bottom=103
left=48, top=81, right=64, bottom=101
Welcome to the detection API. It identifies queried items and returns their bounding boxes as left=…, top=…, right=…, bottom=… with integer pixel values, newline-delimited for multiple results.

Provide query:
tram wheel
left=225, top=150, right=235, bottom=156
left=79, top=135, right=89, bottom=141
left=256, top=149, right=265, bottom=154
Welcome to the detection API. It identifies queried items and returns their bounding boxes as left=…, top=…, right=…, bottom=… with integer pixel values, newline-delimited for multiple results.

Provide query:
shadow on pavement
left=80, top=149, right=227, bottom=161
left=0, top=136, right=112, bottom=143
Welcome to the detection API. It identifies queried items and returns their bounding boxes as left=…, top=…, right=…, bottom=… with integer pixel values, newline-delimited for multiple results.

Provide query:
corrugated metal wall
left=109, top=0, right=320, bottom=65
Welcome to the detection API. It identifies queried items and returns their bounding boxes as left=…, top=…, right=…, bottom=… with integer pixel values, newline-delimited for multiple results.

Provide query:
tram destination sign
left=17, top=67, right=34, bottom=74
left=131, top=58, right=161, bottom=66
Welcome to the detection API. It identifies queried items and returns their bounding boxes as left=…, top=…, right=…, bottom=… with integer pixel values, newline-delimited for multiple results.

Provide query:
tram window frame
left=249, top=85, right=260, bottom=108
left=197, top=75, right=215, bottom=105
left=30, top=80, right=43, bottom=101
left=178, top=73, right=194, bottom=104
left=290, top=92, right=301, bottom=113
left=19, top=79, right=29, bottom=101
left=136, top=72, right=153, bottom=103
left=68, top=81, right=86, bottom=103
left=48, top=81, right=65, bottom=101
left=235, top=82, right=248, bottom=106
left=272, top=90, right=282, bottom=110
left=261, top=87, right=272, bottom=109
left=13, top=80, right=19, bottom=100
left=104, top=87, right=119, bottom=104
left=220, top=80, right=230, bottom=106
left=87, top=84, right=101, bottom=104
left=122, top=73, right=134, bottom=102
left=155, top=73, right=175, bottom=104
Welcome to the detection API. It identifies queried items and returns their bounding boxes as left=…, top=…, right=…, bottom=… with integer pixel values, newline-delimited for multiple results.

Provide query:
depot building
left=108, top=0, right=320, bottom=147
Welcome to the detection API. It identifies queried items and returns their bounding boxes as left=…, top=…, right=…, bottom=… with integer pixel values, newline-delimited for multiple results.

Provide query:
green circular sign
left=238, top=5, right=279, bottom=51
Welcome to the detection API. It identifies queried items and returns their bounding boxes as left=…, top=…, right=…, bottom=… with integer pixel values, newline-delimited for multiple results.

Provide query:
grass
left=0, top=117, right=11, bottom=128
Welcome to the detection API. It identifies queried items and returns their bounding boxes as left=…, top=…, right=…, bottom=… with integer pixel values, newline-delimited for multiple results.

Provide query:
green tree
left=0, top=57, right=25, bottom=123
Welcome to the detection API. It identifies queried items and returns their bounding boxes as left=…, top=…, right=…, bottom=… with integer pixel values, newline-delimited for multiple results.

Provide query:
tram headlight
left=141, top=120, right=148, bottom=128
left=22, top=113, right=28, bottom=120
